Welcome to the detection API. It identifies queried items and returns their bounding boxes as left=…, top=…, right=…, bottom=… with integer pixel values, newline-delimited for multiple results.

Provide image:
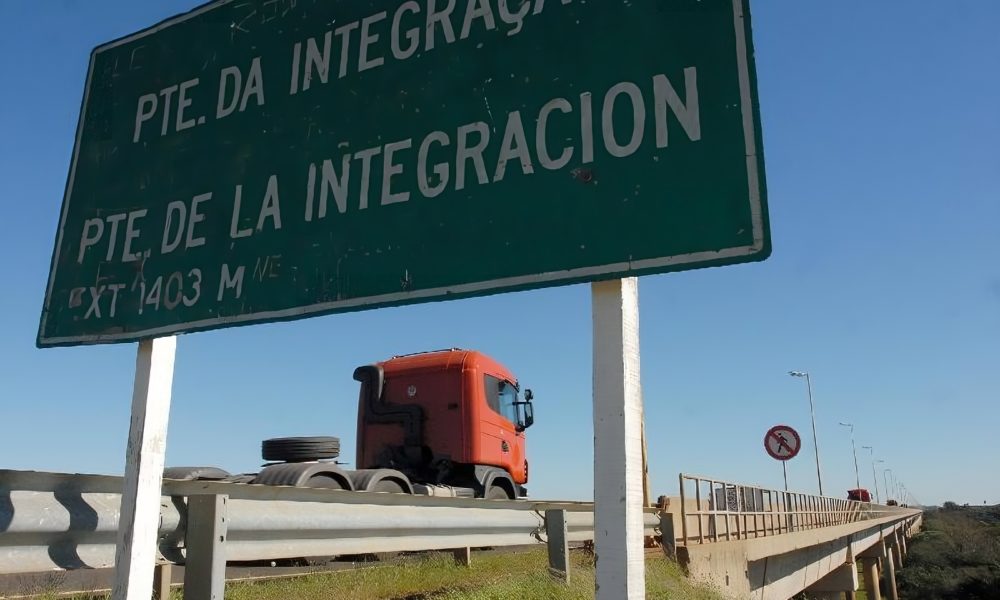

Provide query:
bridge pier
left=891, top=531, right=904, bottom=569
left=858, top=540, right=887, bottom=600
left=884, top=546, right=900, bottom=600
left=803, top=562, right=858, bottom=600
left=860, top=556, right=882, bottom=600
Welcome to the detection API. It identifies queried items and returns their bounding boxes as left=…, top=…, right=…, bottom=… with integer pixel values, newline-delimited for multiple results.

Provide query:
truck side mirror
left=515, top=398, right=534, bottom=432
left=525, top=389, right=534, bottom=401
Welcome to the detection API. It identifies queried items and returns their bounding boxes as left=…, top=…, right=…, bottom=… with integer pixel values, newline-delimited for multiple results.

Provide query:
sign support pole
left=112, top=336, right=177, bottom=600
left=592, top=278, right=645, bottom=599
left=782, top=461, right=788, bottom=491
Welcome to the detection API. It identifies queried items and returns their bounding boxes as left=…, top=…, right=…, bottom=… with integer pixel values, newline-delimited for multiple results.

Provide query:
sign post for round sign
left=37, top=0, right=770, bottom=598
left=765, top=425, right=801, bottom=491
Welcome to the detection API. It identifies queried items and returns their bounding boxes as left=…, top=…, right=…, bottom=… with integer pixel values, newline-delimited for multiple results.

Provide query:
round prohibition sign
left=764, top=425, right=801, bottom=461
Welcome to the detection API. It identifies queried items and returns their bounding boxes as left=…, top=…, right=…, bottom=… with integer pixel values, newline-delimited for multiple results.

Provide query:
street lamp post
left=874, top=459, right=885, bottom=503
left=862, top=446, right=880, bottom=504
left=789, top=371, right=824, bottom=495
left=839, top=422, right=861, bottom=490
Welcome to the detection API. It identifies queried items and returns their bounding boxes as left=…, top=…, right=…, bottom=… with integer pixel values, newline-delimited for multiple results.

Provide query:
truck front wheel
left=486, top=485, right=513, bottom=500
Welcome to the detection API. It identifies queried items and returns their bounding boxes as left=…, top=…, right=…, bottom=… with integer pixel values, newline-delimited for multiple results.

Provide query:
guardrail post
left=152, top=564, right=172, bottom=599
left=452, top=547, right=472, bottom=567
left=659, top=512, right=676, bottom=559
left=183, top=494, right=228, bottom=600
left=545, top=509, right=570, bottom=583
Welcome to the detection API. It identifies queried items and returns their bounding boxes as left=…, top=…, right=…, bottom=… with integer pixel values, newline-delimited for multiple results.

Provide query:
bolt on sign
left=38, top=0, right=770, bottom=347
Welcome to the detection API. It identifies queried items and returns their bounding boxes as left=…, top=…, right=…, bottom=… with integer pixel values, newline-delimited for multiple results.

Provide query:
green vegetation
left=897, top=504, right=1000, bottom=599
left=43, top=548, right=722, bottom=600
left=49, top=548, right=721, bottom=600
left=219, top=549, right=723, bottom=600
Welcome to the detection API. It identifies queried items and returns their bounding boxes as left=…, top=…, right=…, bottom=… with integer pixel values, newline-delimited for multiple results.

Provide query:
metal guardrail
left=0, top=470, right=661, bottom=576
left=677, top=473, right=905, bottom=545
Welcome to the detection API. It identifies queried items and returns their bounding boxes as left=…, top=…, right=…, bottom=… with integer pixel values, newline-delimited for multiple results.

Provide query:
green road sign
left=39, top=0, right=770, bottom=347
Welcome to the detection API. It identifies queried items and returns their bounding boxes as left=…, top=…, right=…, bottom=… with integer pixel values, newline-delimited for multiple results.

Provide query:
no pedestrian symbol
left=765, top=425, right=801, bottom=461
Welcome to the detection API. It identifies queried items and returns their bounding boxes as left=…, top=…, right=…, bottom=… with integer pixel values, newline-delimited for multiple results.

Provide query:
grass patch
left=198, top=549, right=720, bottom=600
left=54, top=549, right=722, bottom=600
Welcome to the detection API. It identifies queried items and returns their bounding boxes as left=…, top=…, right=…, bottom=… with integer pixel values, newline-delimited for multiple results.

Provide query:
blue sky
left=1, top=1, right=998, bottom=507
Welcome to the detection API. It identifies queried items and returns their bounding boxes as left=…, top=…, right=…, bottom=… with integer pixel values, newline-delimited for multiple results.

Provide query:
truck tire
left=371, top=479, right=407, bottom=493
left=486, top=485, right=513, bottom=500
left=474, top=466, right=518, bottom=500
left=304, top=474, right=347, bottom=490
left=348, top=469, right=413, bottom=494
left=261, top=436, right=340, bottom=462
left=253, top=462, right=354, bottom=490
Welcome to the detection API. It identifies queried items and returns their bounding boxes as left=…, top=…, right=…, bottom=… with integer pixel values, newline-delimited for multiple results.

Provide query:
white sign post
left=112, top=336, right=177, bottom=600
left=592, top=278, right=646, bottom=599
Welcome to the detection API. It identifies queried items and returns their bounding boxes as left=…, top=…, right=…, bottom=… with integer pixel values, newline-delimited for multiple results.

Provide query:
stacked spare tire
left=262, top=436, right=340, bottom=463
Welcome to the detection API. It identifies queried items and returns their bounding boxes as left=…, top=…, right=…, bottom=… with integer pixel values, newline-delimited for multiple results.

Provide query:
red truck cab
left=356, top=349, right=533, bottom=498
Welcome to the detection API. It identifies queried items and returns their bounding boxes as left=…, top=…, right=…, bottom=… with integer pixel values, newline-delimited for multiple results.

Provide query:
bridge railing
left=677, top=473, right=898, bottom=545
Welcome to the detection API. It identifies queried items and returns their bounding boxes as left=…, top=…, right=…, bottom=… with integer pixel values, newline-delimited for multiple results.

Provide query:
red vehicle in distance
left=848, top=488, right=872, bottom=502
